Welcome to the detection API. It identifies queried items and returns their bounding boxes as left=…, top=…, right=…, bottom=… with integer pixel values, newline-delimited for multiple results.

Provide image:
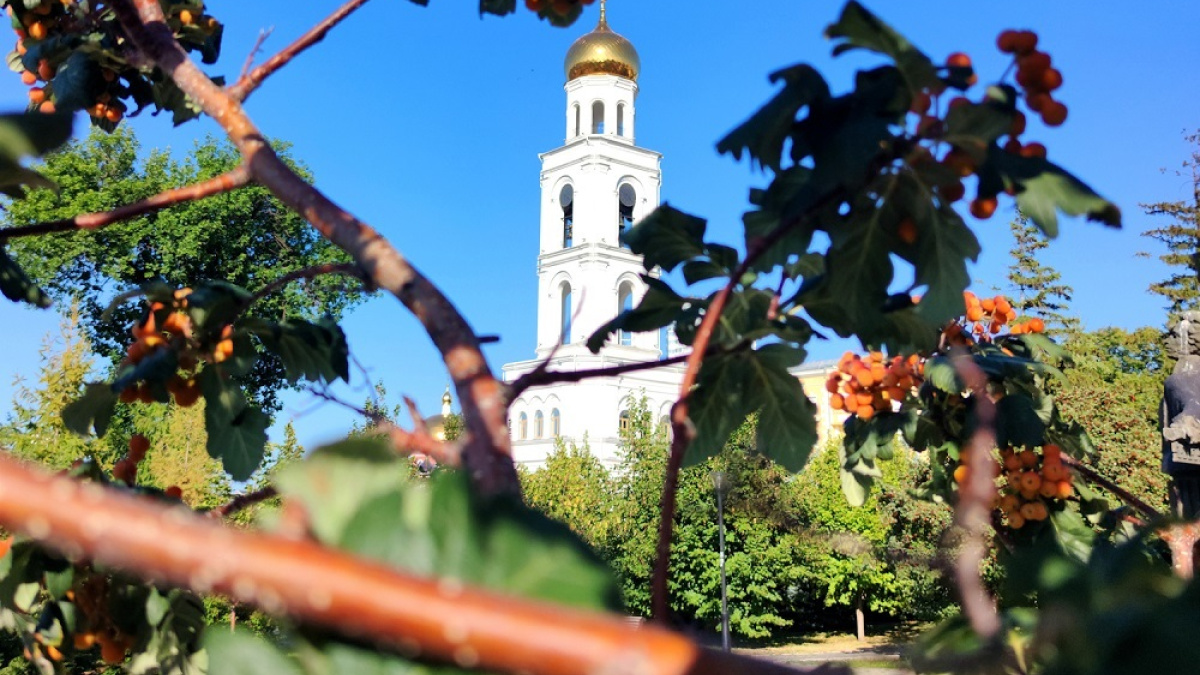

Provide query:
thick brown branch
left=115, top=0, right=518, bottom=498
left=207, top=487, right=277, bottom=519
left=949, top=353, right=1001, bottom=640
left=0, top=166, right=250, bottom=240
left=228, top=0, right=374, bottom=102
left=1060, top=454, right=1162, bottom=521
left=0, top=456, right=844, bottom=675
left=509, top=352, right=690, bottom=399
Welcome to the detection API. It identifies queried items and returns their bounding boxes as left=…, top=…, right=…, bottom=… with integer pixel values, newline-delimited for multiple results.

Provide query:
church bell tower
left=504, top=3, right=681, bottom=467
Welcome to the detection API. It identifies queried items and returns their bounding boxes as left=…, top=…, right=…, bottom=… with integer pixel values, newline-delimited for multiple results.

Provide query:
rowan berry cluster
left=117, top=288, right=233, bottom=408
left=998, top=444, right=1072, bottom=529
left=6, top=1, right=220, bottom=124
left=826, top=351, right=924, bottom=422
left=524, top=0, right=595, bottom=18
left=70, top=575, right=138, bottom=664
left=942, top=290, right=1045, bottom=347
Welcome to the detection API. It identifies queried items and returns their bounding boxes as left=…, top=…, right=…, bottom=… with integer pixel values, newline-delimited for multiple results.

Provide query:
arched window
left=518, top=412, right=528, bottom=440
left=534, top=410, right=544, bottom=438
left=592, top=101, right=604, bottom=134
left=618, top=282, right=634, bottom=346
left=618, top=183, right=636, bottom=248
left=551, top=408, right=561, bottom=436
left=573, top=103, right=581, bottom=137
left=659, top=325, right=670, bottom=359
left=560, top=184, right=574, bottom=248
left=619, top=410, right=631, bottom=433
left=659, top=415, right=670, bottom=436
left=617, top=102, right=626, bottom=136
left=560, top=283, right=572, bottom=344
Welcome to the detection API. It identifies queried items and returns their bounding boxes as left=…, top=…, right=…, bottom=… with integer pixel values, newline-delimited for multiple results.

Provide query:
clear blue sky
left=0, top=1, right=1197, bottom=451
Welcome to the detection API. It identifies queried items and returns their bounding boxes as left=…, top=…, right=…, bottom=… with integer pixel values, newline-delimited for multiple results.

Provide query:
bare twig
left=239, top=27, right=274, bottom=81
left=228, top=0, right=374, bottom=102
left=1159, top=520, right=1200, bottom=578
left=207, top=487, right=278, bottom=519
left=0, top=166, right=250, bottom=240
left=241, top=261, right=368, bottom=309
left=115, top=0, right=519, bottom=497
left=0, top=455, right=846, bottom=675
left=1060, top=454, right=1162, bottom=521
left=306, top=388, right=459, bottom=465
left=948, top=353, right=1001, bottom=640
left=509, top=352, right=690, bottom=399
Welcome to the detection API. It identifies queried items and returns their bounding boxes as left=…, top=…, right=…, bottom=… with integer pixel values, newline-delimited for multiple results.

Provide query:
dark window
left=618, top=283, right=633, bottom=346
left=561, top=284, right=572, bottom=344
left=619, top=410, right=631, bottom=432
left=518, top=413, right=528, bottom=440
left=573, top=104, right=581, bottom=137
left=560, top=184, right=574, bottom=248
left=617, top=103, right=625, bottom=136
left=618, top=184, right=636, bottom=248
left=551, top=409, right=561, bottom=436
left=534, top=411, right=544, bottom=438
left=592, top=101, right=604, bottom=134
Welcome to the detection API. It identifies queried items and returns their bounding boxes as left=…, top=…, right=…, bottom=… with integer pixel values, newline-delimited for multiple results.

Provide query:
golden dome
left=563, top=3, right=639, bottom=82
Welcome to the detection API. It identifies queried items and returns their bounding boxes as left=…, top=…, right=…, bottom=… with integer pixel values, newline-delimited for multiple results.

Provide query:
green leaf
left=621, top=204, right=707, bottom=273
left=206, top=405, right=268, bottom=482
left=943, top=89, right=1017, bottom=159
left=0, top=244, right=52, bottom=308
left=824, top=1, right=941, bottom=93
left=912, top=203, right=980, bottom=326
left=205, top=629, right=302, bottom=675
left=48, top=49, right=103, bottom=113
left=682, top=258, right=727, bottom=285
left=995, top=393, right=1047, bottom=448
left=62, top=383, right=117, bottom=437
left=989, top=150, right=1121, bottom=237
left=821, top=198, right=893, bottom=329
left=717, top=64, right=830, bottom=171
left=273, top=437, right=407, bottom=544
left=688, top=346, right=816, bottom=470
left=587, top=277, right=687, bottom=352
left=249, top=317, right=349, bottom=385
left=478, top=0, right=515, bottom=16
left=922, top=356, right=963, bottom=394
left=838, top=441, right=880, bottom=507
left=0, top=112, right=73, bottom=159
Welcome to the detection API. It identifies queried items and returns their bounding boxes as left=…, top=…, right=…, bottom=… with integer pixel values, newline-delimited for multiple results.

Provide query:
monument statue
left=1162, top=311, right=1200, bottom=517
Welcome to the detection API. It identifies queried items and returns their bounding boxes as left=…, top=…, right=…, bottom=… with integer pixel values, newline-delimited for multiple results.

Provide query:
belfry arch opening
left=592, top=101, right=605, bottom=134
left=618, top=282, right=634, bottom=345
left=560, top=184, right=574, bottom=248
left=618, top=183, right=635, bottom=248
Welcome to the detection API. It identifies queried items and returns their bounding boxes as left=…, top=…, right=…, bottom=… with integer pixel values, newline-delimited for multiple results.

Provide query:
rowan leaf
left=622, top=204, right=707, bottom=273
left=752, top=344, right=818, bottom=472
left=587, top=277, right=688, bottom=352
left=0, top=244, right=51, bottom=308
left=204, top=630, right=302, bottom=675
left=717, top=64, right=830, bottom=171
left=61, top=383, right=117, bottom=437
left=989, top=150, right=1121, bottom=237
left=825, top=1, right=941, bottom=92
left=249, top=317, right=349, bottom=385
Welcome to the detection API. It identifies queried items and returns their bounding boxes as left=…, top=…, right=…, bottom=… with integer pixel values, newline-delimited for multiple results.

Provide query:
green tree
left=521, top=438, right=616, bottom=553
left=1006, top=216, right=1079, bottom=335
left=5, top=127, right=361, bottom=411
left=1056, top=327, right=1169, bottom=510
left=0, top=309, right=98, bottom=469
left=1140, top=131, right=1200, bottom=316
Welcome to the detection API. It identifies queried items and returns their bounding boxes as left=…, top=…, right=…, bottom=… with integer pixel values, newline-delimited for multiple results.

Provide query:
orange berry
left=74, top=632, right=97, bottom=650
left=830, top=393, right=845, bottom=411
left=980, top=297, right=996, bottom=313
left=1020, top=142, right=1047, bottom=160
left=1039, top=480, right=1058, bottom=498
left=856, top=405, right=875, bottom=422
left=910, top=91, right=931, bottom=115
left=1041, top=100, right=1068, bottom=127
left=162, top=312, right=189, bottom=336
left=947, top=52, right=972, bottom=68
left=36, top=59, right=54, bottom=81
left=20, top=70, right=36, bottom=85
left=941, top=180, right=965, bottom=203
left=45, top=645, right=62, bottom=661
left=970, top=196, right=998, bottom=220
left=1003, top=454, right=1022, bottom=472
left=997, top=30, right=1021, bottom=54
left=112, top=458, right=136, bottom=485
left=999, top=494, right=1020, bottom=513
left=1055, top=481, right=1073, bottom=499
left=1020, top=501, right=1047, bottom=522
left=1019, top=471, right=1042, bottom=492
left=1008, top=512, right=1026, bottom=529
left=128, top=434, right=150, bottom=462
left=118, top=386, right=139, bottom=404
left=165, top=486, right=183, bottom=500
left=27, top=21, right=46, bottom=40
left=1040, top=68, right=1063, bottom=91
left=178, top=9, right=194, bottom=24
left=1028, top=317, right=1046, bottom=332
left=1043, top=462, right=1067, bottom=482
left=966, top=305, right=984, bottom=322
left=38, top=100, right=55, bottom=114
left=856, top=392, right=874, bottom=407
left=28, top=87, right=45, bottom=104
left=99, top=638, right=124, bottom=664
left=1018, top=450, right=1038, bottom=468
left=1026, top=92, right=1051, bottom=113
left=104, top=106, right=124, bottom=123
left=897, top=217, right=917, bottom=245
left=855, top=369, right=873, bottom=387
left=173, top=379, right=201, bottom=407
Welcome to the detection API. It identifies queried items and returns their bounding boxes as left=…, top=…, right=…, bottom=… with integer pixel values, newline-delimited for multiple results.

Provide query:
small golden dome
left=563, top=3, right=639, bottom=82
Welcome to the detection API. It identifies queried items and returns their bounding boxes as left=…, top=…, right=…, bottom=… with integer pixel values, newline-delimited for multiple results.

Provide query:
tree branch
left=1060, top=454, right=1162, bottom=521
left=650, top=189, right=844, bottom=621
left=0, top=455, right=845, bottom=675
left=948, top=353, right=1001, bottom=640
left=228, top=0, right=374, bottom=102
left=114, top=0, right=519, bottom=498
left=0, top=165, right=251, bottom=240
left=241, top=262, right=369, bottom=310
left=207, top=487, right=278, bottom=519
left=509, top=352, right=691, bottom=399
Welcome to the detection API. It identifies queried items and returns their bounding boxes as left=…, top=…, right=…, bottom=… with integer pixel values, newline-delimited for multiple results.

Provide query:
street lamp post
left=711, top=470, right=731, bottom=652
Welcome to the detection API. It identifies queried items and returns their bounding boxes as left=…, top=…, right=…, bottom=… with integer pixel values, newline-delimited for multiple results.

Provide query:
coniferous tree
left=1006, top=216, right=1079, bottom=335
left=1140, top=132, right=1200, bottom=317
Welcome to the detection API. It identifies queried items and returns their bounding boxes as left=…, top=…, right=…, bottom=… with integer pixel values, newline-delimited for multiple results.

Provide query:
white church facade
left=501, top=5, right=841, bottom=468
